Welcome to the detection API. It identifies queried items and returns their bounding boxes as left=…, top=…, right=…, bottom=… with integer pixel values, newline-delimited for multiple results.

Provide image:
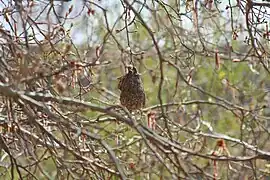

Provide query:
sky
left=0, top=0, right=268, bottom=46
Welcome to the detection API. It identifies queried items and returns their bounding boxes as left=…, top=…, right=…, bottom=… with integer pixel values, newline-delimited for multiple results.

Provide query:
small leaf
left=215, top=50, right=220, bottom=70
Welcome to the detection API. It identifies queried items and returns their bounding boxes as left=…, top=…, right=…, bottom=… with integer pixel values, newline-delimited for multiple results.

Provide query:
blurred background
left=0, top=0, right=270, bottom=179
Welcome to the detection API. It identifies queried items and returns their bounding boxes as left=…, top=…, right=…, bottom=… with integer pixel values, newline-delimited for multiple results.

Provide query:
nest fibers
left=118, top=66, right=146, bottom=111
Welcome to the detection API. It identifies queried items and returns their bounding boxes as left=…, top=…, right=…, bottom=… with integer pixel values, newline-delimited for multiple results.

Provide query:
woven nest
left=118, top=66, right=146, bottom=111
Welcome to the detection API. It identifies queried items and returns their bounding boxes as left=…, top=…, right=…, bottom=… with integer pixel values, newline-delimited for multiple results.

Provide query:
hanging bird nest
left=118, top=66, right=146, bottom=111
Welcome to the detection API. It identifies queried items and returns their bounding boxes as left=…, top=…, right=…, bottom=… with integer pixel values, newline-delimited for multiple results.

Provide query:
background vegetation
left=0, top=0, right=270, bottom=179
